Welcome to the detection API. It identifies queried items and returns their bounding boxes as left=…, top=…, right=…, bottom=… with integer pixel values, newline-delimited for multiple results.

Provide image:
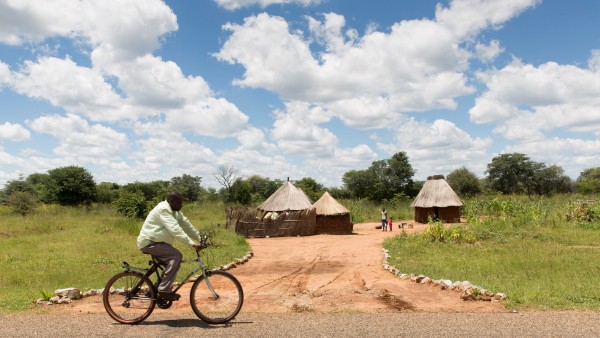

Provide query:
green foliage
left=420, top=218, right=476, bottom=244
left=294, top=177, right=324, bottom=202
left=4, top=191, right=38, bottom=216
left=576, top=167, right=600, bottom=194
left=169, top=174, right=204, bottom=202
left=39, top=290, right=52, bottom=301
left=446, top=167, right=481, bottom=197
left=227, top=178, right=252, bottom=205
left=2, top=175, right=35, bottom=201
left=244, top=175, right=281, bottom=203
left=121, top=180, right=169, bottom=201
left=113, top=190, right=148, bottom=219
left=96, top=182, right=120, bottom=204
left=26, top=173, right=55, bottom=203
left=343, top=152, right=416, bottom=202
left=48, top=166, right=97, bottom=206
left=485, top=153, right=571, bottom=197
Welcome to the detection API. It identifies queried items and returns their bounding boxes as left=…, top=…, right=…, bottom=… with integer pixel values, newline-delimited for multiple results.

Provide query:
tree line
left=2, top=152, right=600, bottom=217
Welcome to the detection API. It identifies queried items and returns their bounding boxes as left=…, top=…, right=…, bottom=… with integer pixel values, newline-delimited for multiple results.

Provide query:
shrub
left=4, top=191, right=38, bottom=216
left=113, top=190, right=149, bottom=220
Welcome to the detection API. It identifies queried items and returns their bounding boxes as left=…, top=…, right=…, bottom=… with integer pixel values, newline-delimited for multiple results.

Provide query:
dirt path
left=47, top=221, right=506, bottom=315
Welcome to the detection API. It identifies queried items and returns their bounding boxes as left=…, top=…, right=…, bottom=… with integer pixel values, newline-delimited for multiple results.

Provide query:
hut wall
left=315, top=214, right=353, bottom=234
left=439, top=206, right=461, bottom=223
left=414, top=206, right=461, bottom=223
left=227, top=207, right=316, bottom=238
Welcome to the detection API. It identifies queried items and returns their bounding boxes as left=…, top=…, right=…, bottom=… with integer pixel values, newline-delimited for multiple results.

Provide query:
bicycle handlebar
left=195, top=235, right=210, bottom=253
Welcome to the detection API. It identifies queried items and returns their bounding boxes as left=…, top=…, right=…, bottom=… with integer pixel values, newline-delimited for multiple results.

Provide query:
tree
left=446, top=167, right=481, bottom=197
left=245, top=175, right=281, bottom=203
left=213, top=165, right=238, bottom=201
left=121, top=180, right=169, bottom=201
left=485, top=153, right=539, bottom=195
left=4, top=191, right=38, bottom=216
left=576, top=167, right=600, bottom=194
left=227, top=178, right=252, bottom=205
left=48, top=166, right=98, bottom=206
left=294, top=177, right=323, bottom=202
left=342, top=169, right=376, bottom=199
left=369, top=152, right=415, bottom=202
left=2, top=175, right=35, bottom=202
left=533, top=165, right=572, bottom=196
left=26, top=173, right=56, bottom=203
left=169, top=174, right=204, bottom=202
left=96, top=182, right=120, bottom=204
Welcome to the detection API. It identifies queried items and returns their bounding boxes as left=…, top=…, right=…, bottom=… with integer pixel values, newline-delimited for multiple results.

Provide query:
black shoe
left=158, top=292, right=181, bottom=301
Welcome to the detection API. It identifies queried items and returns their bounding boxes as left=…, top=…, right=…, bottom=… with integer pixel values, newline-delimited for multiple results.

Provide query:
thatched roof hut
left=231, top=180, right=316, bottom=238
left=257, top=180, right=313, bottom=212
left=410, top=174, right=463, bottom=223
left=313, top=191, right=353, bottom=234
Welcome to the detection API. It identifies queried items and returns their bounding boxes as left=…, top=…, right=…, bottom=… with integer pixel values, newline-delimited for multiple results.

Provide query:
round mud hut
left=313, top=191, right=353, bottom=234
left=230, top=180, right=316, bottom=238
left=410, top=175, right=463, bottom=223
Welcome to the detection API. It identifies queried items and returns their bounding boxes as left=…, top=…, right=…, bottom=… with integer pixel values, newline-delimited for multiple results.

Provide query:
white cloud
left=304, top=144, right=378, bottom=186
left=0, top=122, right=31, bottom=141
left=10, top=56, right=129, bottom=121
left=471, top=57, right=600, bottom=139
left=378, top=118, right=492, bottom=179
left=236, top=126, right=276, bottom=151
left=214, top=0, right=323, bottom=11
left=0, top=0, right=177, bottom=59
left=271, top=102, right=337, bottom=156
left=475, top=39, right=504, bottom=63
left=435, top=0, right=540, bottom=40
left=217, top=12, right=477, bottom=130
left=28, top=113, right=127, bottom=161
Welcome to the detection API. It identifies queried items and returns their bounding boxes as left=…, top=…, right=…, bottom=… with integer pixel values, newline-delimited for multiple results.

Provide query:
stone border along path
left=381, top=248, right=507, bottom=302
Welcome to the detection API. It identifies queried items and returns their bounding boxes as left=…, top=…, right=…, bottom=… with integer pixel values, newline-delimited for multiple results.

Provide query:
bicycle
left=102, top=236, right=243, bottom=325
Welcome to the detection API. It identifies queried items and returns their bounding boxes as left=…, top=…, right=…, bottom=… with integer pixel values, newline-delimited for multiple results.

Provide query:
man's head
left=166, top=192, right=184, bottom=211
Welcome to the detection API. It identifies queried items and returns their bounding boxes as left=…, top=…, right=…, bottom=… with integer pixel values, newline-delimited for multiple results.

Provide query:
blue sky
left=1, top=0, right=600, bottom=189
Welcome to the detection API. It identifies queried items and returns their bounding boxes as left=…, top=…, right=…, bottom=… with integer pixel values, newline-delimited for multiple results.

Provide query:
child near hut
left=389, top=217, right=393, bottom=232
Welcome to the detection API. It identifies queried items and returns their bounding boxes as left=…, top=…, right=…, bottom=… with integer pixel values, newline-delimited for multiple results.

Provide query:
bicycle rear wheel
left=103, top=271, right=156, bottom=324
left=190, top=270, right=243, bottom=324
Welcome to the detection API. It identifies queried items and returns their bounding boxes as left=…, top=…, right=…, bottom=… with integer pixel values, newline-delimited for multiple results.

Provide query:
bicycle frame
left=121, top=248, right=219, bottom=300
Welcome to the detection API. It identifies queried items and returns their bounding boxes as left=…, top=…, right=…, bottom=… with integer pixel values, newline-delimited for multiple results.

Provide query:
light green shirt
left=137, top=200, right=201, bottom=249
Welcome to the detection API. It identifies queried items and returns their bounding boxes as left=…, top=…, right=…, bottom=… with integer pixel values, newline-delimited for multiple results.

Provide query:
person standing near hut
left=381, top=207, right=388, bottom=231
left=389, top=217, right=393, bottom=232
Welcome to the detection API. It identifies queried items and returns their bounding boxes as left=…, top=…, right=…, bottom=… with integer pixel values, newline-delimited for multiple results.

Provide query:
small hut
left=313, top=191, right=353, bottom=234
left=410, top=175, right=463, bottom=223
left=232, top=180, right=316, bottom=237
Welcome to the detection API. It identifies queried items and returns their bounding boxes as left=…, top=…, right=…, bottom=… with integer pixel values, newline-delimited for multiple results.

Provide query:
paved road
left=3, top=311, right=600, bottom=337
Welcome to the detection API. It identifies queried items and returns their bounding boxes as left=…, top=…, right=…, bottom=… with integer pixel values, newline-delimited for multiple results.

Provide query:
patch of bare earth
left=41, top=222, right=506, bottom=315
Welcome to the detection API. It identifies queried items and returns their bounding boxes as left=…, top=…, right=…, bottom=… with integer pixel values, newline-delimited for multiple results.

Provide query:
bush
left=113, top=190, right=148, bottom=220
left=4, top=191, right=38, bottom=216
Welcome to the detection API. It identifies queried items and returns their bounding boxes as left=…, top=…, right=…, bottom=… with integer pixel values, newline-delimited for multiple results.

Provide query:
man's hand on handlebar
left=192, top=243, right=204, bottom=251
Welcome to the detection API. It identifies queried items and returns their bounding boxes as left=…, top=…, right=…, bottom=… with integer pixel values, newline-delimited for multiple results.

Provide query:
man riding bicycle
left=137, top=192, right=203, bottom=301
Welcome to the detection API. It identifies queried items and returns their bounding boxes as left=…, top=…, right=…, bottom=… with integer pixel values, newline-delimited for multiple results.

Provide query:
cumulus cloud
left=378, top=118, right=493, bottom=178
left=435, top=0, right=540, bottom=40
left=28, top=113, right=127, bottom=160
left=0, top=122, right=31, bottom=141
left=470, top=57, right=600, bottom=140
left=0, top=0, right=177, bottom=59
left=214, top=0, right=323, bottom=11
left=475, top=39, right=504, bottom=63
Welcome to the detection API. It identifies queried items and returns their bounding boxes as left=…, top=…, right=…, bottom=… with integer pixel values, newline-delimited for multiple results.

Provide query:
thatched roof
left=257, top=180, right=313, bottom=212
left=313, top=191, right=350, bottom=216
left=410, top=175, right=463, bottom=208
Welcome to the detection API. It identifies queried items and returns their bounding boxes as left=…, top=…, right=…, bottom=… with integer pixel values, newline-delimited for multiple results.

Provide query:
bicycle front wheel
left=103, top=271, right=156, bottom=324
left=190, top=270, right=243, bottom=324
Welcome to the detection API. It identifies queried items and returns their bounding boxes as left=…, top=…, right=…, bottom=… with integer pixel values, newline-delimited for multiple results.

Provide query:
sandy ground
left=43, top=221, right=506, bottom=315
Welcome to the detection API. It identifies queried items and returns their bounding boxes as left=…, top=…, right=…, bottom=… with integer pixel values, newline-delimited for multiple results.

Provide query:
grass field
left=0, top=201, right=249, bottom=313
left=384, top=194, right=600, bottom=310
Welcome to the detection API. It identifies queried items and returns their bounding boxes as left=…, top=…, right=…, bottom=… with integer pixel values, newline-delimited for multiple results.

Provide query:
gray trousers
left=140, top=242, right=182, bottom=293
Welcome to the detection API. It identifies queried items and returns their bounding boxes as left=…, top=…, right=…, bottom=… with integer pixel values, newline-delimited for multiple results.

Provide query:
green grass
left=0, top=201, right=249, bottom=313
left=385, top=194, right=600, bottom=310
